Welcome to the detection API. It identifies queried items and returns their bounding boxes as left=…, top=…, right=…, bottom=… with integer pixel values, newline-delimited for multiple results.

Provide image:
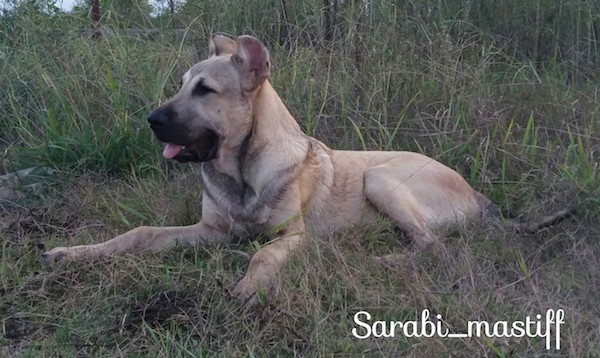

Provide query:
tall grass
left=1, top=1, right=598, bottom=185
left=1, top=5, right=195, bottom=174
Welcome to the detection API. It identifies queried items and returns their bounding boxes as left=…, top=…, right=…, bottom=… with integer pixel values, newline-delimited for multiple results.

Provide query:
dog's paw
left=232, top=274, right=273, bottom=306
left=41, top=247, right=75, bottom=263
left=232, top=277, right=260, bottom=305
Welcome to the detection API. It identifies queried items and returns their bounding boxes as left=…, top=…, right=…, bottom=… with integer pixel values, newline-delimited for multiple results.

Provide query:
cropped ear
left=232, top=35, right=271, bottom=91
left=208, top=33, right=236, bottom=57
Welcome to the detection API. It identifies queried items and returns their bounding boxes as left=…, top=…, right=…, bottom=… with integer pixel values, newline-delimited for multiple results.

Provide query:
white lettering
left=373, top=320, right=391, bottom=338
left=350, top=309, right=564, bottom=351
left=555, top=309, right=564, bottom=350
left=512, top=320, right=525, bottom=337
left=421, top=310, right=436, bottom=337
left=468, top=321, right=491, bottom=337
left=493, top=321, right=509, bottom=337
left=352, top=311, right=372, bottom=339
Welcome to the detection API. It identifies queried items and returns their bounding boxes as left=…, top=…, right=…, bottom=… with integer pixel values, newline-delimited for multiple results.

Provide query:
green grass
left=1, top=1, right=599, bottom=356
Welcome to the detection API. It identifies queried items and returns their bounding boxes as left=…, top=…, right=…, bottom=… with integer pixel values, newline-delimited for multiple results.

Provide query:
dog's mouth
left=161, top=129, right=219, bottom=163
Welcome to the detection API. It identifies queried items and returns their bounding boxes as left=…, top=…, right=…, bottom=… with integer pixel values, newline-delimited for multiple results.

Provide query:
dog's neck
left=250, top=81, right=305, bottom=138
left=210, top=80, right=309, bottom=189
left=249, top=81, right=310, bottom=168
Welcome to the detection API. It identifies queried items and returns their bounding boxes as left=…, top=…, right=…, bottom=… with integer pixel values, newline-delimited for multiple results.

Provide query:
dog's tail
left=516, top=207, right=575, bottom=234
left=488, top=204, right=576, bottom=234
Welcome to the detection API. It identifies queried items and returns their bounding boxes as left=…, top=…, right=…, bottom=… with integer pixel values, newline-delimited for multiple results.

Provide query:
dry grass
left=1, top=168, right=598, bottom=356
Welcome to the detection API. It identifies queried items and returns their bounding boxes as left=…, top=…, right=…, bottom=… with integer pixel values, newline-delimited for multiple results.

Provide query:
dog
left=43, top=34, right=572, bottom=301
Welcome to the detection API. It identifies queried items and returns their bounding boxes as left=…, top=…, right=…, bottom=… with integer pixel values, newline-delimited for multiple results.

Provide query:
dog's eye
left=193, top=81, right=215, bottom=97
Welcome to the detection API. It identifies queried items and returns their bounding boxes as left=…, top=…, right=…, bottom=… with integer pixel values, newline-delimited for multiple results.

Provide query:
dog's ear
left=232, top=35, right=271, bottom=91
left=209, top=34, right=236, bottom=57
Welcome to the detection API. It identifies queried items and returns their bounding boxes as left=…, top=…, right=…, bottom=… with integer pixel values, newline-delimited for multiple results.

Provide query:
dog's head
left=147, top=34, right=271, bottom=162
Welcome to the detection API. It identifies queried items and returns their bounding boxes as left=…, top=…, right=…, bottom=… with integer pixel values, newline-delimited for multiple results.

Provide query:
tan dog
left=43, top=34, right=571, bottom=301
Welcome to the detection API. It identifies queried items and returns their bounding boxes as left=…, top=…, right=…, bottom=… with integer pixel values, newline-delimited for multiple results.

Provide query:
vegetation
left=1, top=0, right=598, bottom=356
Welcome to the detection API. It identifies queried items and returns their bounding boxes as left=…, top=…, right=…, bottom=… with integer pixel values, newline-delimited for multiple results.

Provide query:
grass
left=1, top=1, right=600, bottom=356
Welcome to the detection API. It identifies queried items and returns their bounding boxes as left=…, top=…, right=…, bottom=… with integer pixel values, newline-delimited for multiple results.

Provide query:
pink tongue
left=162, top=143, right=182, bottom=159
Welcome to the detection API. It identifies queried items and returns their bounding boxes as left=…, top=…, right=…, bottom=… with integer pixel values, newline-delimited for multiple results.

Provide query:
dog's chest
left=200, top=163, right=275, bottom=230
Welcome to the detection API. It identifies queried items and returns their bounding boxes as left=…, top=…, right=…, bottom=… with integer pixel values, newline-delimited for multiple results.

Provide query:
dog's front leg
left=233, top=222, right=307, bottom=303
left=42, top=221, right=227, bottom=262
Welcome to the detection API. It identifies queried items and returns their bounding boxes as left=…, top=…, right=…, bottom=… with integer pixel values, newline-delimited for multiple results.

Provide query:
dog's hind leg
left=42, top=221, right=228, bottom=262
left=364, top=168, right=436, bottom=248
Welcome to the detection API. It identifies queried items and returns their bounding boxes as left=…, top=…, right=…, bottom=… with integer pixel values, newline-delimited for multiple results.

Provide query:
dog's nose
left=147, top=109, right=169, bottom=126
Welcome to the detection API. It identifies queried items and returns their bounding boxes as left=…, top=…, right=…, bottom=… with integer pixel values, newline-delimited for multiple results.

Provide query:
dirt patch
left=2, top=317, right=38, bottom=341
left=2, top=315, right=54, bottom=343
left=1, top=316, right=56, bottom=358
left=2, top=203, right=104, bottom=247
left=123, top=290, right=197, bottom=330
